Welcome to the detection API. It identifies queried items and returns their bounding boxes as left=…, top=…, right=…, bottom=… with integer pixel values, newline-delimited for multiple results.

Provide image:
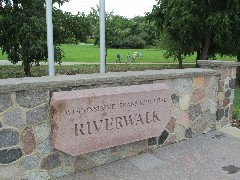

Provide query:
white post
left=99, top=0, right=106, bottom=74
left=46, top=0, right=55, bottom=76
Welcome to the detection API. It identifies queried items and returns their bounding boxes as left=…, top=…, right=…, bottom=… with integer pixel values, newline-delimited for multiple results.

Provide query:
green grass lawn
left=0, top=44, right=237, bottom=63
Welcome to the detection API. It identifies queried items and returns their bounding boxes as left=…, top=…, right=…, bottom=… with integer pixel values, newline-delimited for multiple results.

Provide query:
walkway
left=58, top=126, right=240, bottom=180
left=0, top=60, right=194, bottom=66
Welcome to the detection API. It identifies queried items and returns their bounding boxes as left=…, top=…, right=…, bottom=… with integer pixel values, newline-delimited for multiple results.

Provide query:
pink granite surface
left=51, top=83, right=172, bottom=156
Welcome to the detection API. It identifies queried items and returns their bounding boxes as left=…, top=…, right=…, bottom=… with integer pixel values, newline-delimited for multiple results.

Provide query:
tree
left=149, top=0, right=240, bottom=67
left=0, top=0, right=69, bottom=76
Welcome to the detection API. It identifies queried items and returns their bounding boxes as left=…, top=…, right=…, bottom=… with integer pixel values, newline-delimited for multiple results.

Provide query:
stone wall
left=0, top=61, right=238, bottom=179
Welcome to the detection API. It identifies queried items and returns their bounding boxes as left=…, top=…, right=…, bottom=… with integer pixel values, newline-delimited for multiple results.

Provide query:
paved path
left=0, top=60, right=194, bottom=66
left=58, top=127, right=240, bottom=180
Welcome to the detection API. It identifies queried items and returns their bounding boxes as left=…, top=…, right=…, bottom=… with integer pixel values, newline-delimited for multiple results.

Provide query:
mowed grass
left=60, top=44, right=237, bottom=63
left=1, top=44, right=237, bottom=63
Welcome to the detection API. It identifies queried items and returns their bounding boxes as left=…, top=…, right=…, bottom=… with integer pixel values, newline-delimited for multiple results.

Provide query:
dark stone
left=0, top=93, right=13, bottom=113
left=225, top=107, right=230, bottom=118
left=26, top=104, right=49, bottom=125
left=223, top=98, right=230, bottom=107
left=21, top=127, right=36, bottom=155
left=185, top=128, right=193, bottom=138
left=225, top=89, right=231, bottom=98
left=0, top=129, right=19, bottom=148
left=166, top=117, right=176, bottom=133
left=222, top=165, right=240, bottom=174
left=0, top=148, right=22, bottom=164
left=16, top=90, right=49, bottom=108
left=171, top=94, right=179, bottom=104
left=41, top=154, right=61, bottom=170
left=188, top=104, right=202, bottom=122
left=59, top=86, right=75, bottom=92
left=216, top=109, right=225, bottom=121
left=0, top=122, right=2, bottom=128
left=148, top=137, right=157, bottom=146
left=74, top=156, right=97, bottom=172
left=158, top=130, right=169, bottom=145
left=229, top=79, right=236, bottom=89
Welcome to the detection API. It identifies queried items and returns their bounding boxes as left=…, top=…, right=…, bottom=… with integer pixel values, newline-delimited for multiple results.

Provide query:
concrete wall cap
left=198, top=60, right=240, bottom=67
left=0, top=68, right=219, bottom=92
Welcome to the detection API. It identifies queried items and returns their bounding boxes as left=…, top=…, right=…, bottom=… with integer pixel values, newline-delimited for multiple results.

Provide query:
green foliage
left=0, top=63, right=195, bottom=79
left=0, top=0, right=68, bottom=76
left=233, top=87, right=240, bottom=120
left=149, top=0, right=240, bottom=67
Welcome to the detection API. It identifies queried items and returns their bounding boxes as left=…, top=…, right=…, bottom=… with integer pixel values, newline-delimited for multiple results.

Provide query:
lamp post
left=99, top=0, right=106, bottom=74
left=46, top=0, right=55, bottom=76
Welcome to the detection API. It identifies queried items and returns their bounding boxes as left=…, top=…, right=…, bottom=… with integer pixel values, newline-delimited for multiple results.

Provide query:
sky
left=59, top=0, right=158, bottom=18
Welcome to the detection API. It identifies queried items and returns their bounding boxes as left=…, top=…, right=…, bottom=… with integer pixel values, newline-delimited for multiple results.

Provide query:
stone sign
left=51, top=83, right=172, bottom=156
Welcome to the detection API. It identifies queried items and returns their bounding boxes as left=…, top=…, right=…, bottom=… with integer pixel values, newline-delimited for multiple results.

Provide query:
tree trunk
left=199, top=32, right=211, bottom=60
left=236, top=51, right=240, bottom=86
left=23, top=61, right=31, bottom=77
left=196, top=50, right=201, bottom=68
left=177, top=53, right=183, bottom=69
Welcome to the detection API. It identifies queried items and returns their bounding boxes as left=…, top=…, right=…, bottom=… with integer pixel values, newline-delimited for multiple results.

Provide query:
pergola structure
left=46, top=0, right=106, bottom=76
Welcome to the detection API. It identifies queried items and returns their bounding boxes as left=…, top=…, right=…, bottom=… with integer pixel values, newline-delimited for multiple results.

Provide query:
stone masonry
left=0, top=61, right=238, bottom=179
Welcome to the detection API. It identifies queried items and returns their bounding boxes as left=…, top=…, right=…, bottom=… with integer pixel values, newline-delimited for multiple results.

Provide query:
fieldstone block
left=217, top=109, right=225, bottom=121
left=0, top=93, right=13, bottom=113
left=225, top=89, right=232, bottom=98
left=158, top=130, right=169, bottom=145
left=166, top=117, right=176, bottom=133
left=33, top=122, right=50, bottom=143
left=223, top=98, right=230, bottom=107
left=185, top=128, right=193, bottom=138
left=177, top=111, right=191, bottom=128
left=74, top=156, right=97, bottom=172
left=62, top=153, right=76, bottom=167
left=148, top=137, right=157, bottom=146
left=191, top=89, right=206, bottom=103
left=88, top=148, right=112, bottom=165
left=171, top=94, right=179, bottom=104
left=21, top=153, right=40, bottom=171
left=51, top=168, right=72, bottom=179
left=225, top=107, right=230, bottom=118
left=188, top=104, right=202, bottom=122
left=192, top=118, right=208, bottom=133
left=0, top=161, right=22, bottom=179
left=207, top=89, right=216, bottom=101
left=172, top=105, right=181, bottom=118
left=3, top=107, right=26, bottom=128
left=21, top=127, right=36, bottom=155
left=0, top=148, right=22, bottom=164
left=41, top=154, right=61, bottom=170
left=203, top=76, right=212, bottom=88
left=175, top=124, right=185, bottom=140
left=229, top=79, right=235, bottom=89
left=22, top=171, right=50, bottom=180
left=131, top=140, right=146, bottom=152
left=194, top=77, right=204, bottom=88
left=26, top=104, right=49, bottom=125
left=209, top=101, right=217, bottom=114
left=173, top=79, right=190, bottom=94
left=0, top=129, right=19, bottom=148
left=16, top=90, right=49, bottom=108
left=37, top=136, right=53, bottom=155
left=179, top=94, right=191, bottom=110
left=164, top=134, right=177, bottom=145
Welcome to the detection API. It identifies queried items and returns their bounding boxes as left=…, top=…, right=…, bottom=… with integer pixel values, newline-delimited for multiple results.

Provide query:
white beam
left=46, top=0, right=55, bottom=76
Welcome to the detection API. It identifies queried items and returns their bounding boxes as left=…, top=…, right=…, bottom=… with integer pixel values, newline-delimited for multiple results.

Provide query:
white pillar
left=99, top=0, right=106, bottom=74
left=46, top=0, right=55, bottom=76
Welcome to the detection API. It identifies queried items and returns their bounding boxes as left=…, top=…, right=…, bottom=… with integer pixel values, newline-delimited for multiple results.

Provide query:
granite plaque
left=51, top=83, right=172, bottom=156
